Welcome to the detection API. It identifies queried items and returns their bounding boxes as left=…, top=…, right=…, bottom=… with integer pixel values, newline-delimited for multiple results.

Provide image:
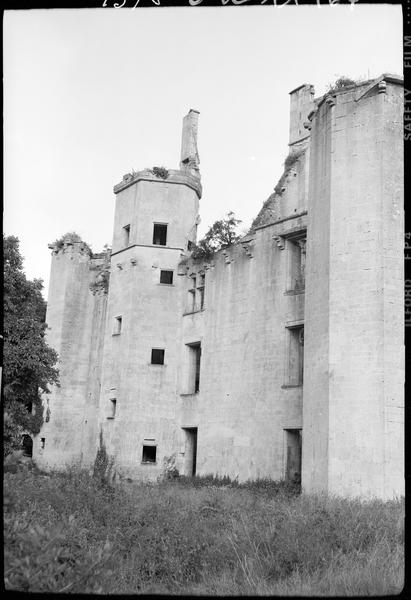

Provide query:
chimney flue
left=180, top=109, right=200, bottom=176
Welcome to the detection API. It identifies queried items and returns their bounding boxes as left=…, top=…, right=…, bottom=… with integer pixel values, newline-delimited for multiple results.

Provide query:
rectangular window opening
left=186, top=342, right=201, bottom=393
left=160, top=270, right=173, bottom=285
left=287, top=235, right=306, bottom=292
left=151, top=348, right=165, bottom=365
left=142, top=445, right=157, bottom=463
left=153, top=223, right=167, bottom=246
left=40, top=438, right=45, bottom=449
left=123, top=224, right=130, bottom=247
left=182, top=427, right=198, bottom=476
left=285, top=326, right=304, bottom=386
left=198, top=273, right=205, bottom=309
left=284, top=429, right=302, bottom=483
left=108, top=399, right=117, bottom=419
left=113, top=316, right=122, bottom=335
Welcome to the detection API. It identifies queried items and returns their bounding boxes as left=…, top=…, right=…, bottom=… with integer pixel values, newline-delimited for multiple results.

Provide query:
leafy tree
left=3, top=235, right=59, bottom=456
left=191, top=211, right=242, bottom=260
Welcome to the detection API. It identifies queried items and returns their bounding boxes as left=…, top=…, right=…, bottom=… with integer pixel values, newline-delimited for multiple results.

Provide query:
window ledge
left=180, top=392, right=200, bottom=397
left=149, top=363, right=166, bottom=366
left=112, top=333, right=121, bottom=336
left=107, top=416, right=115, bottom=420
left=183, top=309, right=205, bottom=316
left=281, top=384, right=303, bottom=389
left=284, top=290, right=305, bottom=296
left=141, top=461, right=157, bottom=465
left=157, top=283, right=175, bottom=287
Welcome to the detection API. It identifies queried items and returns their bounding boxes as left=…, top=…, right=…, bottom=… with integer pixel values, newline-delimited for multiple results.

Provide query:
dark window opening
left=151, top=348, right=165, bottom=365
left=153, top=223, right=167, bottom=246
left=142, top=445, right=157, bottom=463
left=22, top=434, right=33, bottom=458
left=187, top=342, right=201, bottom=393
left=285, top=429, right=302, bottom=483
left=187, top=240, right=193, bottom=251
left=182, top=427, right=197, bottom=476
left=160, top=270, right=173, bottom=285
left=25, top=401, right=33, bottom=413
left=109, top=399, right=117, bottom=419
left=113, top=316, right=122, bottom=335
left=40, top=438, right=46, bottom=449
left=195, top=346, right=201, bottom=392
left=123, top=224, right=130, bottom=247
left=286, top=326, right=304, bottom=385
left=198, top=273, right=205, bottom=309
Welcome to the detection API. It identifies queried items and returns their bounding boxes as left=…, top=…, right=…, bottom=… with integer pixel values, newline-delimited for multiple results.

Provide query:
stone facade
left=34, top=76, right=404, bottom=500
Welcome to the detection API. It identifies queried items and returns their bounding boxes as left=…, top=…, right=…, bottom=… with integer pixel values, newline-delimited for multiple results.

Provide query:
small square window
left=40, top=438, right=45, bottom=449
left=153, top=224, right=167, bottom=246
left=142, top=445, right=157, bottom=463
left=151, top=348, right=165, bottom=365
left=113, top=316, right=122, bottom=335
left=160, top=270, right=173, bottom=285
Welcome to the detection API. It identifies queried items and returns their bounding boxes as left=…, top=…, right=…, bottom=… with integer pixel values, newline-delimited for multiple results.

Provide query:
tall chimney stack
left=180, top=109, right=200, bottom=176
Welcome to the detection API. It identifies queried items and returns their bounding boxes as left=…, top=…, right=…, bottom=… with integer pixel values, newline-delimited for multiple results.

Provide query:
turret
left=96, top=110, right=202, bottom=480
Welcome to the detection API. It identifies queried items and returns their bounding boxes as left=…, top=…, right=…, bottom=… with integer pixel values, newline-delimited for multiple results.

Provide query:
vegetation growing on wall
left=249, top=192, right=280, bottom=231
left=150, top=166, right=169, bottom=179
left=273, top=147, right=306, bottom=196
left=51, top=231, right=93, bottom=256
left=327, top=76, right=357, bottom=95
left=93, top=430, right=115, bottom=487
left=191, top=211, right=242, bottom=260
left=3, top=235, right=59, bottom=456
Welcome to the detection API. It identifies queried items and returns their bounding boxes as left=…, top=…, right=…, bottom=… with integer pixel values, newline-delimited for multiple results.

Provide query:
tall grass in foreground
left=4, top=466, right=404, bottom=595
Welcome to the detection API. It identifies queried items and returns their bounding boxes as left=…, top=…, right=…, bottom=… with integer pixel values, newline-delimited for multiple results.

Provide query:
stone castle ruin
left=34, top=74, right=404, bottom=499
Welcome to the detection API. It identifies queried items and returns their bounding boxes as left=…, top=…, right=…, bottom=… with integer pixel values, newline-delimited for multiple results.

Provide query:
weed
left=4, top=466, right=404, bottom=595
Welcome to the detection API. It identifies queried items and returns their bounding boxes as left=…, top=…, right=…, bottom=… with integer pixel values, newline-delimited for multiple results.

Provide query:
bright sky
left=4, top=4, right=402, bottom=297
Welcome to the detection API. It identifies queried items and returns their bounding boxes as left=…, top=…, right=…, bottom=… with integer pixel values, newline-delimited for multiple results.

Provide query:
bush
left=150, top=166, right=169, bottom=179
left=327, top=76, right=357, bottom=95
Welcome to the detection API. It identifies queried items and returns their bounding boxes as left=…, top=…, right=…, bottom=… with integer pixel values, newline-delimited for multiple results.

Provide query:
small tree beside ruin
left=191, top=211, right=242, bottom=260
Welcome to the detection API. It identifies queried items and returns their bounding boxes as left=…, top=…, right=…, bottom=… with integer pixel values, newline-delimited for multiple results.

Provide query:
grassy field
left=4, top=463, right=404, bottom=595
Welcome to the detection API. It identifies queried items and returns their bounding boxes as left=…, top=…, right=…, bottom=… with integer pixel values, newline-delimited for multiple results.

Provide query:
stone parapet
left=113, top=168, right=202, bottom=198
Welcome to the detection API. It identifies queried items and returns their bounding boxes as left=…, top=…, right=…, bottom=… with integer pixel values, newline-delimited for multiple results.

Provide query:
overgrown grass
left=4, top=465, right=404, bottom=595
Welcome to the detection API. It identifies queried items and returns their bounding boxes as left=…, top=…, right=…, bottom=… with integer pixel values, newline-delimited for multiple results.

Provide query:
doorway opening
left=182, top=427, right=198, bottom=476
left=22, top=434, right=33, bottom=458
left=284, top=429, right=302, bottom=483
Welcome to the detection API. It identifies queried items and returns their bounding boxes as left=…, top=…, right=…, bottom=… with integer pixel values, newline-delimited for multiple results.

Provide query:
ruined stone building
left=34, top=74, right=404, bottom=500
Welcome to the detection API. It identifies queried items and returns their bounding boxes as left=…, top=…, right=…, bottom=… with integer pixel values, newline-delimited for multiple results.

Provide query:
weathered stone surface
left=34, top=84, right=404, bottom=499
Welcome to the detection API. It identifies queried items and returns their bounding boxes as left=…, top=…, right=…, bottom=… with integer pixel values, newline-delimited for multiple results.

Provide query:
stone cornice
left=113, top=168, right=202, bottom=198
left=253, top=210, right=308, bottom=233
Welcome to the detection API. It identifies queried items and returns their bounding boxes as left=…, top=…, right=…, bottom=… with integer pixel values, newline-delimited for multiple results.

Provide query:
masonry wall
left=35, top=78, right=403, bottom=499
left=34, top=244, right=108, bottom=468
left=303, top=79, right=404, bottom=499
left=179, top=152, right=309, bottom=482
left=97, top=172, right=201, bottom=481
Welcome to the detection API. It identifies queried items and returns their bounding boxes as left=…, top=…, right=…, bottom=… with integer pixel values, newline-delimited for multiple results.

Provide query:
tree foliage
left=3, top=235, right=59, bottom=456
left=191, top=211, right=242, bottom=260
left=327, top=76, right=357, bottom=94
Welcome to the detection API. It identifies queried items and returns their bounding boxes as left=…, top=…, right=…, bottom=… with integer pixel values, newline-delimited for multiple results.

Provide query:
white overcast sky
left=4, top=4, right=402, bottom=297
